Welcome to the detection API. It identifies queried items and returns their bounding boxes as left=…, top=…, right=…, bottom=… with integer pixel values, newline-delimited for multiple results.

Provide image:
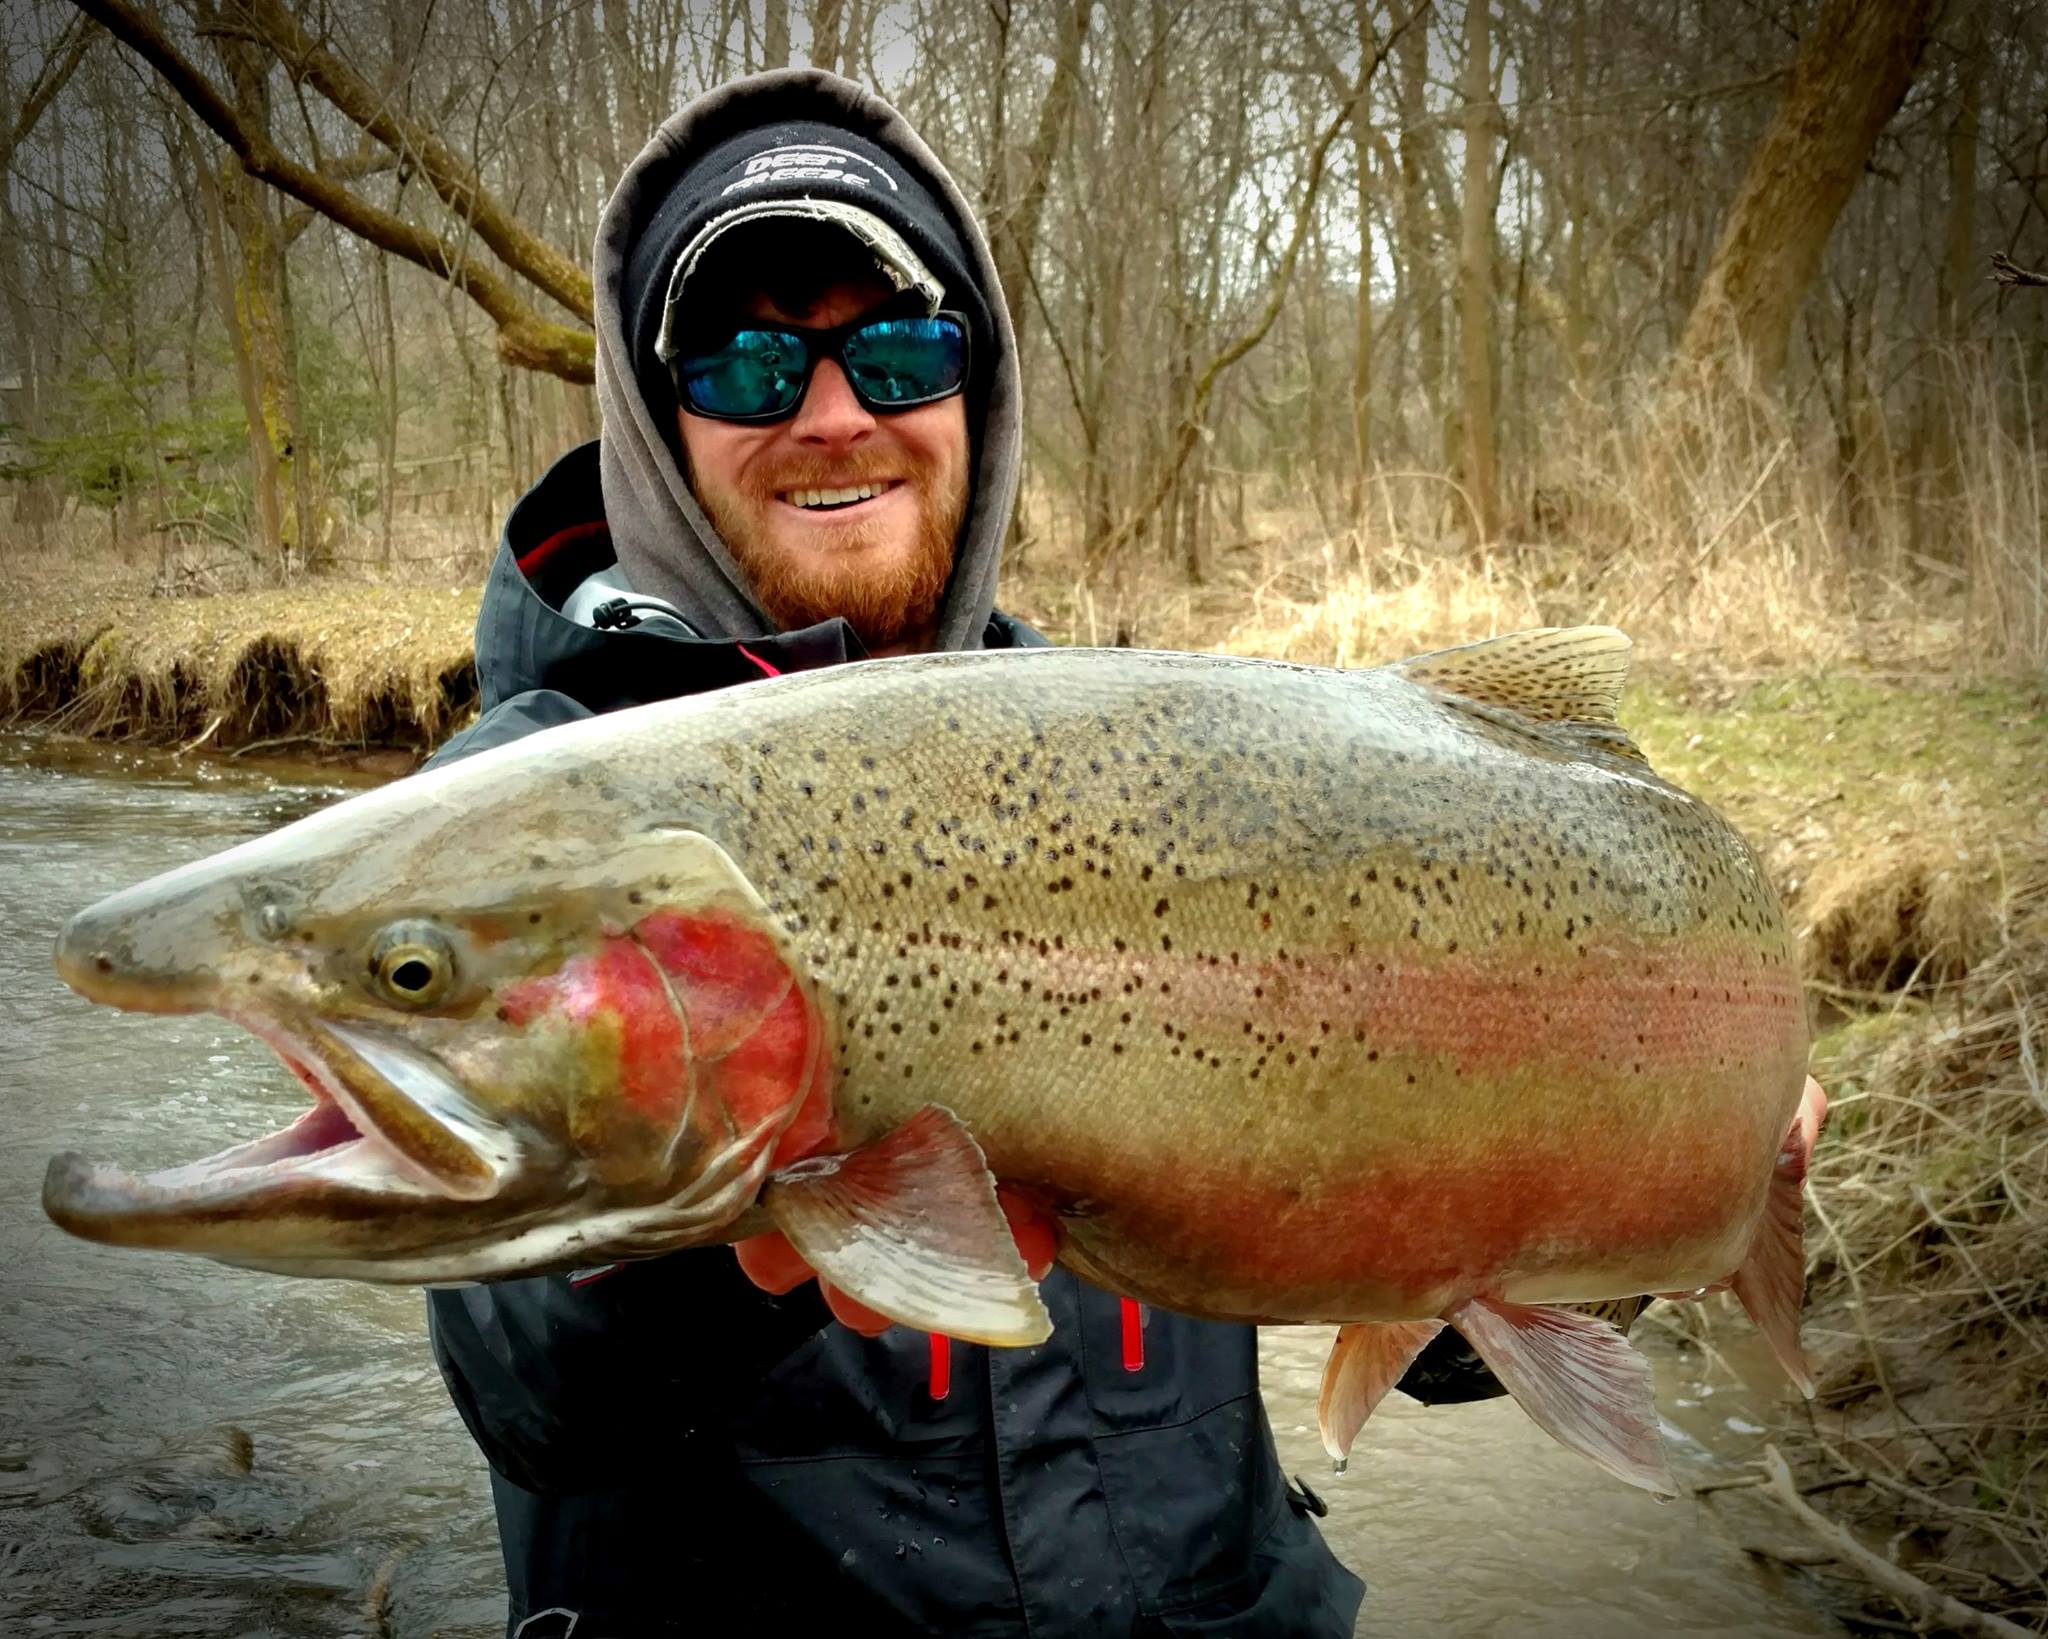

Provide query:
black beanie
left=622, top=120, right=991, bottom=416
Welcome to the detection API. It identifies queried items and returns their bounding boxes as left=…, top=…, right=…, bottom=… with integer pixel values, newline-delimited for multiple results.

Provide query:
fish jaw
left=40, top=1003, right=548, bottom=1267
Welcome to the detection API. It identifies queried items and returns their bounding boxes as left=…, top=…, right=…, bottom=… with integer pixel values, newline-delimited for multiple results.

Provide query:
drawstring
left=926, top=1300, right=1143, bottom=1399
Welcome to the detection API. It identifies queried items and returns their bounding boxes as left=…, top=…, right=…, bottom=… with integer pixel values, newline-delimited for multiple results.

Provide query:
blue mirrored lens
left=680, top=330, right=807, bottom=417
left=843, top=316, right=967, bottom=406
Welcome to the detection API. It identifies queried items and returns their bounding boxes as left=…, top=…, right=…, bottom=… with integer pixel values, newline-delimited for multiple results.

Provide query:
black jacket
left=426, top=444, right=1374, bottom=1637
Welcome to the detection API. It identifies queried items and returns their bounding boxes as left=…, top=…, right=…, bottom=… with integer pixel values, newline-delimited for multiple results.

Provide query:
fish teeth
left=790, top=484, right=885, bottom=509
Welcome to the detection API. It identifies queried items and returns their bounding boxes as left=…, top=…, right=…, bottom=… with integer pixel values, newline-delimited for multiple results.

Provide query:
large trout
left=44, top=628, right=1818, bottom=1494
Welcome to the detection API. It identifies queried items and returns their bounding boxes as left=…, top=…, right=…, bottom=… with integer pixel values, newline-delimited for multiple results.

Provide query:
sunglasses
left=671, top=310, right=971, bottom=424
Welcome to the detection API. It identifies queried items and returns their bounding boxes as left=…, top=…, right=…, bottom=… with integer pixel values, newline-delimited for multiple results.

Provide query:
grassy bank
left=0, top=553, right=477, bottom=759
left=3, top=523, right=2044, bottom=1628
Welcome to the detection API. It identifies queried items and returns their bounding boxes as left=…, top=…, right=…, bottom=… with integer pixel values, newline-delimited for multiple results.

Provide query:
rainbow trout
left=44, top=628, right=1819, bottom=1494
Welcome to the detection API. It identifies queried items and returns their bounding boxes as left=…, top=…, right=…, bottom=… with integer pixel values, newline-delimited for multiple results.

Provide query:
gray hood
left=593, top=69, right=1021, bottom=653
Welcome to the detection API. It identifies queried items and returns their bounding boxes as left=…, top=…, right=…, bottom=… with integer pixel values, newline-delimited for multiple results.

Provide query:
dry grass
left=1775, top=859, right=2048, bottom=1631
left=0, top=541, right=478, bottom=753
left=1012, top=357, right=2045, bottom=681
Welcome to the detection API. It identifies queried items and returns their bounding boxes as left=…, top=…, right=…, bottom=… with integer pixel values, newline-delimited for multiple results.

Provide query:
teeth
left=789, top=484, right=886, bottom=509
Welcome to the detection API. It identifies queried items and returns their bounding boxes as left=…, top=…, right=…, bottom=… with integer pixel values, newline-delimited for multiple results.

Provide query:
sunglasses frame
left=671, top=308, right=972, bottom=425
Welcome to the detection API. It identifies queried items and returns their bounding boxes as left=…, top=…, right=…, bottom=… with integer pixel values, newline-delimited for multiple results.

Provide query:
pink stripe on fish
left=1004, top=936, right=1797, bottom=1077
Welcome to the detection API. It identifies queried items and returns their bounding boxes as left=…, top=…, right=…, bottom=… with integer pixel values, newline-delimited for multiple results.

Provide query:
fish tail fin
left=1316, top=1319, right=1446, bottom=1464
left=1445, top=1296, right=1676, bottom=1497
left=1730, top=1075, right=1827, bottom=1398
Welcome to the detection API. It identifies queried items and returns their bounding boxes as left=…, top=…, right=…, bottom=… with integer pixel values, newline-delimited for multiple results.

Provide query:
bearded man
left=424, top=69, right=1385, bottom=1637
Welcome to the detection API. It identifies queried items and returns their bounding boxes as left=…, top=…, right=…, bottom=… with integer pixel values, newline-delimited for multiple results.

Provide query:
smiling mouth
left=779, top=480, right=902, bottom=512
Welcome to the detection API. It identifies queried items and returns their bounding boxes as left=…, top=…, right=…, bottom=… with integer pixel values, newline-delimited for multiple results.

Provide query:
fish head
left=44, top=760, right=830, bottom=1282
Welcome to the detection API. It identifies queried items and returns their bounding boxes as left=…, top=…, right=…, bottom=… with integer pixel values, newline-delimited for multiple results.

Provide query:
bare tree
left=1671, top=0, right=1940, bottom=392
left=0, top=13, right=95, bottom=536
left=76, top=0, right=596, bottom=380
left=1456, top=0, right=1498, bottom=542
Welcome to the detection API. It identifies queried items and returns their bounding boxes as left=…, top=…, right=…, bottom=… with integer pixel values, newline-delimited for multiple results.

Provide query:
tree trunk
left=763, top=0, right=791, bottom=70
left=0, top=19, right=93, bottom=540
left=374, top=244, right=399, bottom=567
left=987, top=0, right=1093, bottom=353
left=1391, top=0, right=1443, bottom=451
left=807, top=0, right=844, bottom=70
left=1457, top=0, right=1500, bottom=546
left=0, top=170, right=60, bottom=538
left=1562, top=0, right=1591, bottom=393
left=1670, top=0, right=1938, bottom=392
left=272, top=219, right=321, bottom=570
left=1348, top=0, right=1375, bottom=522
left=195, top=150, right=284, bottom=565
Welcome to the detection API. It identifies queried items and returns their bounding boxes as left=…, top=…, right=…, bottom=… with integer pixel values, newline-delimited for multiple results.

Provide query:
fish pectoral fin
left=1729, top=1074, right=1826, bottom=1398
left=1318, top=1320, right=1446, bottom=1462
left=1445, top=1295, right=1677, bottom=1498
left=761, top=1105, right=1052, bottom=1348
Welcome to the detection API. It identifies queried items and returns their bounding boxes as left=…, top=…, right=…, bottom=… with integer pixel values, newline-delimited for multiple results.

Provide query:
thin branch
left=71, top=0, right=593, bottom=380
left=1759, top=1447, right=2034, bottom=1639
left=1090, top=99, right=1354, bottom=566
left=1990, top=251, right=2048, bottom=289
left=232, top=0, right=590, bottom=322
left=1, top=15, right=98, bottom=176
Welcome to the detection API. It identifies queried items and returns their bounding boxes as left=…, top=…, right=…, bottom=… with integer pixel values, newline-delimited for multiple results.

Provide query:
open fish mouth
left=42, top=1010, right=525, bottom=1242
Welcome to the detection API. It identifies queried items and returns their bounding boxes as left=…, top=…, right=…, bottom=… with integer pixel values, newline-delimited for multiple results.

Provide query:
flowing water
left=0, top=738, right=1848, bottom=1637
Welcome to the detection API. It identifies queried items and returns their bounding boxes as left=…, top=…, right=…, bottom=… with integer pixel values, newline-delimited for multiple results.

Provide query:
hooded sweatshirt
left=592, top=67, right=1021, bottom=652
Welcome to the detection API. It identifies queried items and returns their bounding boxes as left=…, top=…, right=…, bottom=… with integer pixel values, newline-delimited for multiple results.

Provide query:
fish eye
left=369, top=921, right=455, bottom=1008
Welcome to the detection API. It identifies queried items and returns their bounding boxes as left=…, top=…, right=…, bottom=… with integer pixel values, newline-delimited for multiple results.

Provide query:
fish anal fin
left=762, top=1105, right=1052, bottom=1348
left=1730, top=1075, right=1826, bottom=1398
left=1318, top=1319, right=1446, bottom=1462
left=1446, top=1295, right=1677, bottom=1497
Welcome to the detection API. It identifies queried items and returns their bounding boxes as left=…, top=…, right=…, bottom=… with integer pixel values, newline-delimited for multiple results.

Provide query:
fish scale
left=43, top=628, right=1818, bottom=1495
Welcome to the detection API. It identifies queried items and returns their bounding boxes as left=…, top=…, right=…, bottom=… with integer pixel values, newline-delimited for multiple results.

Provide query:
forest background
left=1, top=0, right=2045, bottom=1631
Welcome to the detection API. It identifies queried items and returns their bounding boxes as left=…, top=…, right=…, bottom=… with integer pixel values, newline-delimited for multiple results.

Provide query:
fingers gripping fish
left=43, top=628, right=1818, bottom=1496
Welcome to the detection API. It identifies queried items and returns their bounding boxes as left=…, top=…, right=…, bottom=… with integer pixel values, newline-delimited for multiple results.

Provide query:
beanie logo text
left=721, top=143, right=901, bottom=197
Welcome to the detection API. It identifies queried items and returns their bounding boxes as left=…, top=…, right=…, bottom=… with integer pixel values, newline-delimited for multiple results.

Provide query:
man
left=428, top=68, right=1481, bottom=1636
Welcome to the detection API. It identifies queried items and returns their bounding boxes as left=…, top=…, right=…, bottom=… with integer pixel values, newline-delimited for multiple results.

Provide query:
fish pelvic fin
left=761, top=1105, right=1052, bottom=1348
left=1393, top=627, right=1648, bottom=761
left=1445, top=1295, right=1677, bottom=1498
left=1317, top=1319, right=1446, bottom=1463
left=1729, top=1074, right=1827, bottom=1398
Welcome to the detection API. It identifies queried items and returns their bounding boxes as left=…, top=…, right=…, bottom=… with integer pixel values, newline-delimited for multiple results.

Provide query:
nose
left=789, top=359, right=875, bottom=449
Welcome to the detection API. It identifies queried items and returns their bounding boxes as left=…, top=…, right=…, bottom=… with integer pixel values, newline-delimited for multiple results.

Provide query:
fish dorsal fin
left=1393, top=626, right=1645, bottom=760
left=1393, top=626, right=1631, bottom=723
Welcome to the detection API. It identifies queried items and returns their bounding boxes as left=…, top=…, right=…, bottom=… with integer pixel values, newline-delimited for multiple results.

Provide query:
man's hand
left=733, top=1184, right=1059, bottom=1336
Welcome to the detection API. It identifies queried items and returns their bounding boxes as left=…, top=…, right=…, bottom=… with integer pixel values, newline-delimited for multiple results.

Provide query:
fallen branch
left=1990, top=252, right=2048, bottom=289
left=1759, top=1445, right=2034, bottom=1639
left=1741, top=1542, right=1836, bottom=1567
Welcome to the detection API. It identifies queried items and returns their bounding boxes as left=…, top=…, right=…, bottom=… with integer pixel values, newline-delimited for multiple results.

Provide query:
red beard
left=691, top=451, right=968, bottom=652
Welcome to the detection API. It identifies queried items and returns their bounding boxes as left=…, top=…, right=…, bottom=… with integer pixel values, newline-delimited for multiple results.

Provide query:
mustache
left=745, top=455, right=922, bottom=497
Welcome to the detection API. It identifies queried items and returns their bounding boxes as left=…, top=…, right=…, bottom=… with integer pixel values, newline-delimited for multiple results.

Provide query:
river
left=0, top=737, right=1849, bottom=1636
